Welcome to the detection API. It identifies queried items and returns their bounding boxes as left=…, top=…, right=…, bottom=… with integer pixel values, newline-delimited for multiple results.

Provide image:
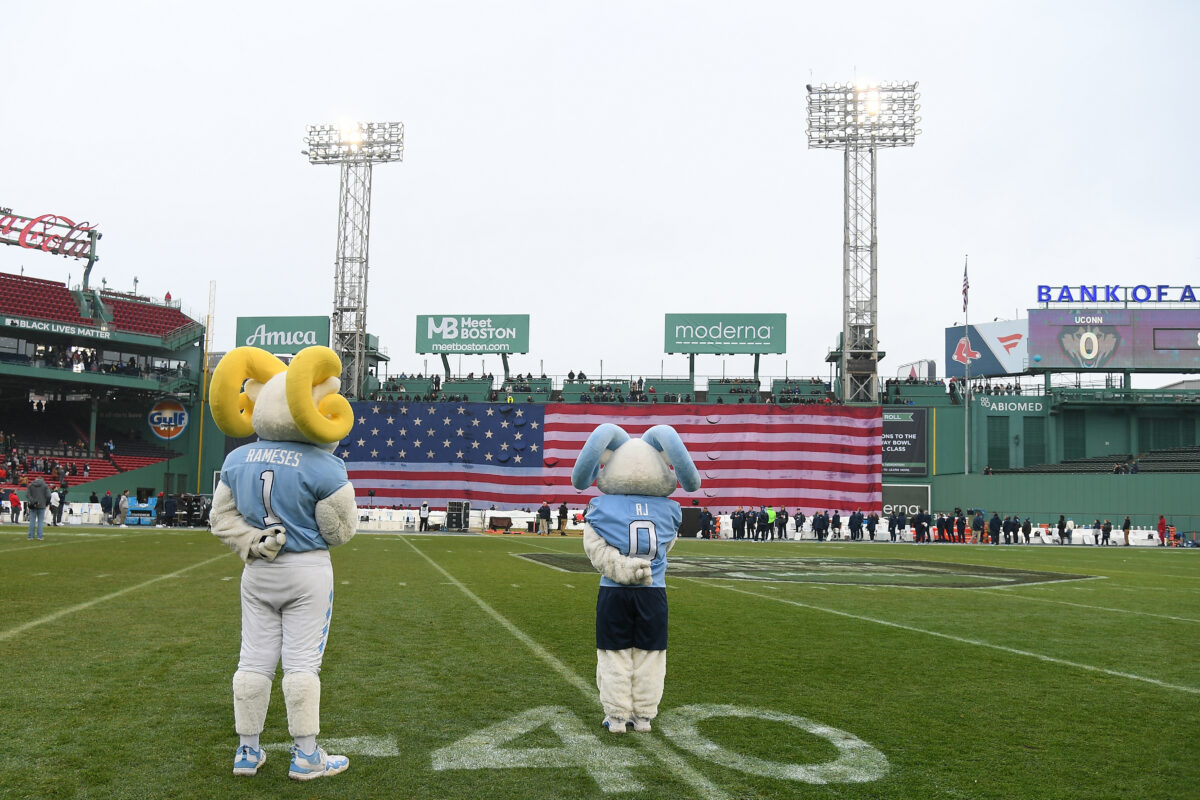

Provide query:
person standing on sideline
left=26, top=476, right=51, bottom=540
left=8, top=488, right=20, bottom=524
left=1122, top=516, right=1132, bottom=546
left=1057, top=514, right=1069, bottom=545
left=1101, top=519, right=1112, bottom=546
left=557, top=501, right=568, bottom=534
left=49, top=487, right=62, bottom=526
left=1157, top=515, right=1168, bottom=546
left=537, top=501, right=552, bottom=535
left=418, top=501, right=430, bottom=532
left=100, top=490, right=114, bottom=524
left=114, top=489, right=130, bottom=527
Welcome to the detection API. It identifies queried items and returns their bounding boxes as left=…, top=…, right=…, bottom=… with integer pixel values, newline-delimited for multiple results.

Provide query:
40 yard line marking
left=400, top=536, right=729, bottom=800
left=687, top=579, right=1200, bottom=696
left=0, top=554, right=227, bottom=643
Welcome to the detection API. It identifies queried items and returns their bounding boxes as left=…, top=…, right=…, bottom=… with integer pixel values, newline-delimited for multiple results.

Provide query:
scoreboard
left=1027, top=309, right=1200, bottom=371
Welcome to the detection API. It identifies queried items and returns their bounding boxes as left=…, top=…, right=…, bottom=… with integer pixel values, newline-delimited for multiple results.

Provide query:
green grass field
left=2, top=527, right=1197, bottom=799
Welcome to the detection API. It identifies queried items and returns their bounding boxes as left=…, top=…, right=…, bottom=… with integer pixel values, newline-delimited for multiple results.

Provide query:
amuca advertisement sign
left=416, top=315, right=530, bottom=354
left=235, top=316, right=330, bottom=355
left=664, top=314, right=787, bottom=354
left=882, top=408, right=928, bottom=476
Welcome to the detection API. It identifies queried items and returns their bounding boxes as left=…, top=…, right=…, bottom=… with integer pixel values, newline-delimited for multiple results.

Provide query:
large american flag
left=340, top=402, right=881, bottom=513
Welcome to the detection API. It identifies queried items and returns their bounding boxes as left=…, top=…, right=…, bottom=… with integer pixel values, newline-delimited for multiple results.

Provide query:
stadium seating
left=706, top=378, right=761, bottom=404
left=97, top=292, right=198, bottom=337
left=440, top=378, right=494, bottom=402
left=0, top=273, right=95, bottom=326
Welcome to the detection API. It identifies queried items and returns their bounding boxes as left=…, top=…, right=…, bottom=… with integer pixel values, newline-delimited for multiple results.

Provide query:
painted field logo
left=518, top=555, right=1092, bottom=588
left=148, top=399, right=188, bottom=440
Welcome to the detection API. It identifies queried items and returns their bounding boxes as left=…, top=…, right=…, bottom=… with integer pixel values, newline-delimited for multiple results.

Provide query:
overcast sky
left=3, top=1, right=1197, bottom=386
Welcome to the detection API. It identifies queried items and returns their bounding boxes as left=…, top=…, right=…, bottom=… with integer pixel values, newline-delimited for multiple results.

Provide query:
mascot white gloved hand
left=572, top=423, right=701, bottom=735
left=209, top=345, right=357, bottom=781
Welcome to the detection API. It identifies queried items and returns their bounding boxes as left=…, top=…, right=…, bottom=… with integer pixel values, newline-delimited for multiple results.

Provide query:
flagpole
left=963, top=255, right=970, bottom=476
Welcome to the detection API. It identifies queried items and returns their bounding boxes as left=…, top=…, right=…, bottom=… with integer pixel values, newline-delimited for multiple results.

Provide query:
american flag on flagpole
left=340, top=402, right=882, bottom=514
left=962, top=259, right=970, bottom=312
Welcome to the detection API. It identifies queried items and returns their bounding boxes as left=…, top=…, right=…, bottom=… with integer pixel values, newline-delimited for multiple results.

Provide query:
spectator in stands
left=983, top=465, right=994, bottom=475
left=26, top=476, right=51, bottom=539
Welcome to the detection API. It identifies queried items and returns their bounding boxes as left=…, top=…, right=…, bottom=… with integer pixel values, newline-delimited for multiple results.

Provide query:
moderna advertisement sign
left=664, top=314, right=786, bottom=354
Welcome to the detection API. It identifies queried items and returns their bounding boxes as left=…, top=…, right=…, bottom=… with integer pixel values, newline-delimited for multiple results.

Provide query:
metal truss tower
left=303, top=121, right=404, bottom=398
left=807, top=82, right=920, bottom=403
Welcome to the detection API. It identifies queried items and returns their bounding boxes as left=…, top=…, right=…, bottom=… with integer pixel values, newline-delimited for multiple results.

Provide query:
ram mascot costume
left=571, top=423, right=701, bottom=733
left=209, top=346, right=357, bottom=780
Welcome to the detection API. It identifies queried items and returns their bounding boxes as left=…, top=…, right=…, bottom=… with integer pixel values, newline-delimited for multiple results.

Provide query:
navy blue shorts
left=596, top=586, right=668, bottom=651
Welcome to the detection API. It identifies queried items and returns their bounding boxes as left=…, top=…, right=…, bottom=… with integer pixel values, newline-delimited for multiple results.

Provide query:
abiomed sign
left=235, top=316, right=330, bottom=354
left=416, top=315, right=530, bottom=354
left=665, top=314, right=786, bottom=354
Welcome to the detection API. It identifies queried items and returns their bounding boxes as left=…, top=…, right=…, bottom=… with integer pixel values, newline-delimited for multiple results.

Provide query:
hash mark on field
left=222, top=577, right=234, bottom=581
left=341, top=581, right=350, bottom=585
left=397, top=582, right=407, bottom=586
left=565, top=583, right=575, bottom=588
left=403, top=538, right=729, bottom=800
left=687, top=579, right=1200, bottom=696
left=33, top=572, right=49, bottom=576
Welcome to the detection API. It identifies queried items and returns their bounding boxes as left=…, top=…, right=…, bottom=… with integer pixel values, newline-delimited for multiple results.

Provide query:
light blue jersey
left=586, top=494, right=680, bottom=588
left=220, top=440, right=350, bottom=553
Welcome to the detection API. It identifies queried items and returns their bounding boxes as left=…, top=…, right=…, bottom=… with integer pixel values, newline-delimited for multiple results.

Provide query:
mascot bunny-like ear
left=571, top=423, right=631, bottom=489
left=642, top=424, right=701, bottom=492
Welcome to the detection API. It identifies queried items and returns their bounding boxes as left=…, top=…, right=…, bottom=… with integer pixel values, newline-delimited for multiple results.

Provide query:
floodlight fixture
left=303, top=121, right=405, bottom=164
left=303, top=119, right=405, bottom=399
left=806, top=80, right=921, bottom=404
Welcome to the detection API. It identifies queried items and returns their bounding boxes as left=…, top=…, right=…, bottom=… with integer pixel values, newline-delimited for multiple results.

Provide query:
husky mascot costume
left=209, top=346, right=358, bottom=780
left=571, top=423, right=701, bottom=733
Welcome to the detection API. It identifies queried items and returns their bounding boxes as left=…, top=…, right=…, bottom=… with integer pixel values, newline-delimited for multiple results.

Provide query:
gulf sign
left=148, top=400, right=189, bottom=440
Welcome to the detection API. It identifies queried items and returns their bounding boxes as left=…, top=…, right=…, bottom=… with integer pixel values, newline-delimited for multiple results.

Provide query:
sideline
left=399, top=536, right=729, bottom=800
left=0, top=554, right=228, bottom=643
left=684, top=579, right=1200, bottom=696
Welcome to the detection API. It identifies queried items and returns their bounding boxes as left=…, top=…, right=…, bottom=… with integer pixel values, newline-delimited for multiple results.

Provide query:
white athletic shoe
left=630, top=716, right=653, bottom=732
left=602, top=716, right=630, bottom=734
left=288, top=745, right=349, bottom=780
left=232, top=744, right=265, bottom=776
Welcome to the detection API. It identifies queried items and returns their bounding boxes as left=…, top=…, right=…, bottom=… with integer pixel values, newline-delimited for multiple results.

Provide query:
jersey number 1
left=259, top=470, right=282, bottom=526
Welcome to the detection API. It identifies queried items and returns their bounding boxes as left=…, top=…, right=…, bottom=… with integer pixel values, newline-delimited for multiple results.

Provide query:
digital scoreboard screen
left=1027, top=309, right=1200, bottom=370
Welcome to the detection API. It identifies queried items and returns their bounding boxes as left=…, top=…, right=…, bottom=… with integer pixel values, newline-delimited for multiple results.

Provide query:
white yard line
left=973, top=589, right=1200, bottom=623
left=401, top=536, right=730, bottom=800
left=685, top=579, right=1200, bottom=696
left=0, top=554, right=228, bottom=642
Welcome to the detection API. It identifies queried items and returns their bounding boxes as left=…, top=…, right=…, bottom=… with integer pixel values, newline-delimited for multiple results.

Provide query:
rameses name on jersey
left=243, top=447, right=304, bottom=467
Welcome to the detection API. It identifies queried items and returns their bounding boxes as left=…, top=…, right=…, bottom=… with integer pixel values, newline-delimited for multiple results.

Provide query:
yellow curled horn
left=210, top=347, right=288, bottom=438
left=286, top=346, right=354, bottom=444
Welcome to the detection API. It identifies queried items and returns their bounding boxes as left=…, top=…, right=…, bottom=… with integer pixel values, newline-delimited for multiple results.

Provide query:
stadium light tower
left=807, top=81, right=921, bottom=403
left=303, top=121, right=404, bottom=399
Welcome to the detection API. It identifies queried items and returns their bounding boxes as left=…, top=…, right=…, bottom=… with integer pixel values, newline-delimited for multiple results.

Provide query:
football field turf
left=1, top=528, right=1197, bottom=799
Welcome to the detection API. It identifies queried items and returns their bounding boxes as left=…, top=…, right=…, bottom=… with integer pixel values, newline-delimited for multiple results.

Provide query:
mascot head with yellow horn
left=210, top=345, right=354, bottom=449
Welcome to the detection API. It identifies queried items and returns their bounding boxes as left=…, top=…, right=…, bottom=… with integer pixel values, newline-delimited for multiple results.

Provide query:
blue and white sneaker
left=602, top=716, right=630, bottom=734
left=288, top=745, right=349, bottom=781
left=631, top=716, right=653, bottom=732
left=232, top=744, right=265, bottom=776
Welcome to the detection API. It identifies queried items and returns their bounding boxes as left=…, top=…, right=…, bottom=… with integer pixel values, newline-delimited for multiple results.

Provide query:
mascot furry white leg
left=629, top=648, right=667, bottom=731
left=596, top=648, right=635, bottom=732
left=232, top=670, right=272, bottom=775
